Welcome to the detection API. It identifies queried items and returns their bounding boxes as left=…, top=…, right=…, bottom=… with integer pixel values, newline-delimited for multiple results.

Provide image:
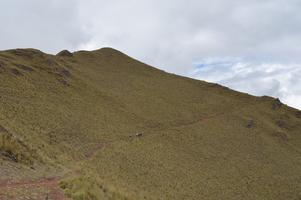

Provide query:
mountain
left=0, top=48, right=300, bottom=200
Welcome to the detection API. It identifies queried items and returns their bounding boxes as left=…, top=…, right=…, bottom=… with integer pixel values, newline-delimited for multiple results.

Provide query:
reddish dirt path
left=0, top=177, right=59, bottom=188
left=0, top=177, right=66, bottom=200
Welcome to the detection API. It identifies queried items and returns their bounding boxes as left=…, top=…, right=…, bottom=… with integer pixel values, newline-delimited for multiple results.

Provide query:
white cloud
left=191, top=59, right=301, bottom=109
left=0, top=0, right=90, bottom=53
left=76, top=0, right=301, bottom=72
left=0, top=0, right=301, bottom=109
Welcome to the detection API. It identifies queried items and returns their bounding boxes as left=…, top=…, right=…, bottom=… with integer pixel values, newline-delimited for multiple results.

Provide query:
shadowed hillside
left=0, top=48, right=300, bottom=200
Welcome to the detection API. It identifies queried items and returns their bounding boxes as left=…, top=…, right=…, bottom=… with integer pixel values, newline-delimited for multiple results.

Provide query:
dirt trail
left=0, top=177, right=66, bottom=200
left=0, top=177, right=59, bottom=188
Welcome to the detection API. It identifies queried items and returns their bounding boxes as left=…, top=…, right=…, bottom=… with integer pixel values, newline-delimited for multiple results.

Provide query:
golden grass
left=0, top=47, right=300, bottom=199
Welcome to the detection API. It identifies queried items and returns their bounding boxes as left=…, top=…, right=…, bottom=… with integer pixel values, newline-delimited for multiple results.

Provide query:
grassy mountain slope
left=0, top=48, right=300, bottom=200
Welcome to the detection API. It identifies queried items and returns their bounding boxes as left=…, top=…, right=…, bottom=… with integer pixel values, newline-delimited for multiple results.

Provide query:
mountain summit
left=0, top=48, right=300, bottom=200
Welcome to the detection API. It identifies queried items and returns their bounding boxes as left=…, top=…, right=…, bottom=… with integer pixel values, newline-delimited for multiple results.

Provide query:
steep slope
left=0, top=48, right=300, bottom=200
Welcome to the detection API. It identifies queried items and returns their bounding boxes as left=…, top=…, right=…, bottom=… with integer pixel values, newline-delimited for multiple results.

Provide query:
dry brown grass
left=0, top=47, right=300, bottom=200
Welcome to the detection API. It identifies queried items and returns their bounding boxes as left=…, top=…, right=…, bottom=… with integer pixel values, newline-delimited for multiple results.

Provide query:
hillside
left=0, top=48, right=300, bottom=200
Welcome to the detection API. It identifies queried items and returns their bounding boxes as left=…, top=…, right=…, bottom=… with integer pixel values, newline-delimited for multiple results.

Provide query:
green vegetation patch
left=60, top=176, right=129, bottom=200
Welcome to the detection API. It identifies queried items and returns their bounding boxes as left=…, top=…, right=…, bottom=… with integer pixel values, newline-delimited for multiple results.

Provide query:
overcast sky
left=1, top=0, right=301, bottom=109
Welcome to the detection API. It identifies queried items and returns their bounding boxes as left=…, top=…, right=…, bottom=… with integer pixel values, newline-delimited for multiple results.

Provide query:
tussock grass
left=60, top=176, right=130, bottom=200
left=0, top=126, right=35, bottom=165
left=0, top=48, right=300, bottom=200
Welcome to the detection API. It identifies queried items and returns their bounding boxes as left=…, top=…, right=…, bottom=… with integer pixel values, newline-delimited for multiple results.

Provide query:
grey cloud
left=1, top=0, right=301, bottom=108
left=2, top=0, right=301, bottom=67
left=77, top=0, right=301, bottom=72
left=192, top=60, right=301, bottom=109
left=0, top=0, right=90, bottom=53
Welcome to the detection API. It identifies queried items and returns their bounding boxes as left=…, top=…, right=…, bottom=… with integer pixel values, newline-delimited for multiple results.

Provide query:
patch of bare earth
left=0, top=177, right=67, bottom=200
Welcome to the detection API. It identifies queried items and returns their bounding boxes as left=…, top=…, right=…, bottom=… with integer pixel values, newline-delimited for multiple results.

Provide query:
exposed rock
left=0, top=61, right=5, bottom=73
left=296, top=111, right=301, bottom=119
left=8, top=49, right=45, bottom=59
left=272, top=98, right=282, bottom=110
left=276, top=120, right=287, bottom=129
left=0, top=125, right=8, bottom=132
left=129, top=132, right=143, bottom=138
left=15, top=64, right=34, bottom=72
left=271, top=131, right=290, bottom=141
left=60, top=69, right=71, bottom=77
left=56, top=50, right=73, bottom=57
left=246, top=120, right=255, bottom=128
left=10, top=68, right=23, bottom=76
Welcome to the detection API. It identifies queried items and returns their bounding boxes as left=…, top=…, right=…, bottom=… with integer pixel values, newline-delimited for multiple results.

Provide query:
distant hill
left=0, top=48, right=300, bottom=200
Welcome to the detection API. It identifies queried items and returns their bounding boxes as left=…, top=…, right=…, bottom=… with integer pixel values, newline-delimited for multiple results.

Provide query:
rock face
left=0, top=47, right=301, bottom=200
left=56, top=50, right=73, bottom=57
